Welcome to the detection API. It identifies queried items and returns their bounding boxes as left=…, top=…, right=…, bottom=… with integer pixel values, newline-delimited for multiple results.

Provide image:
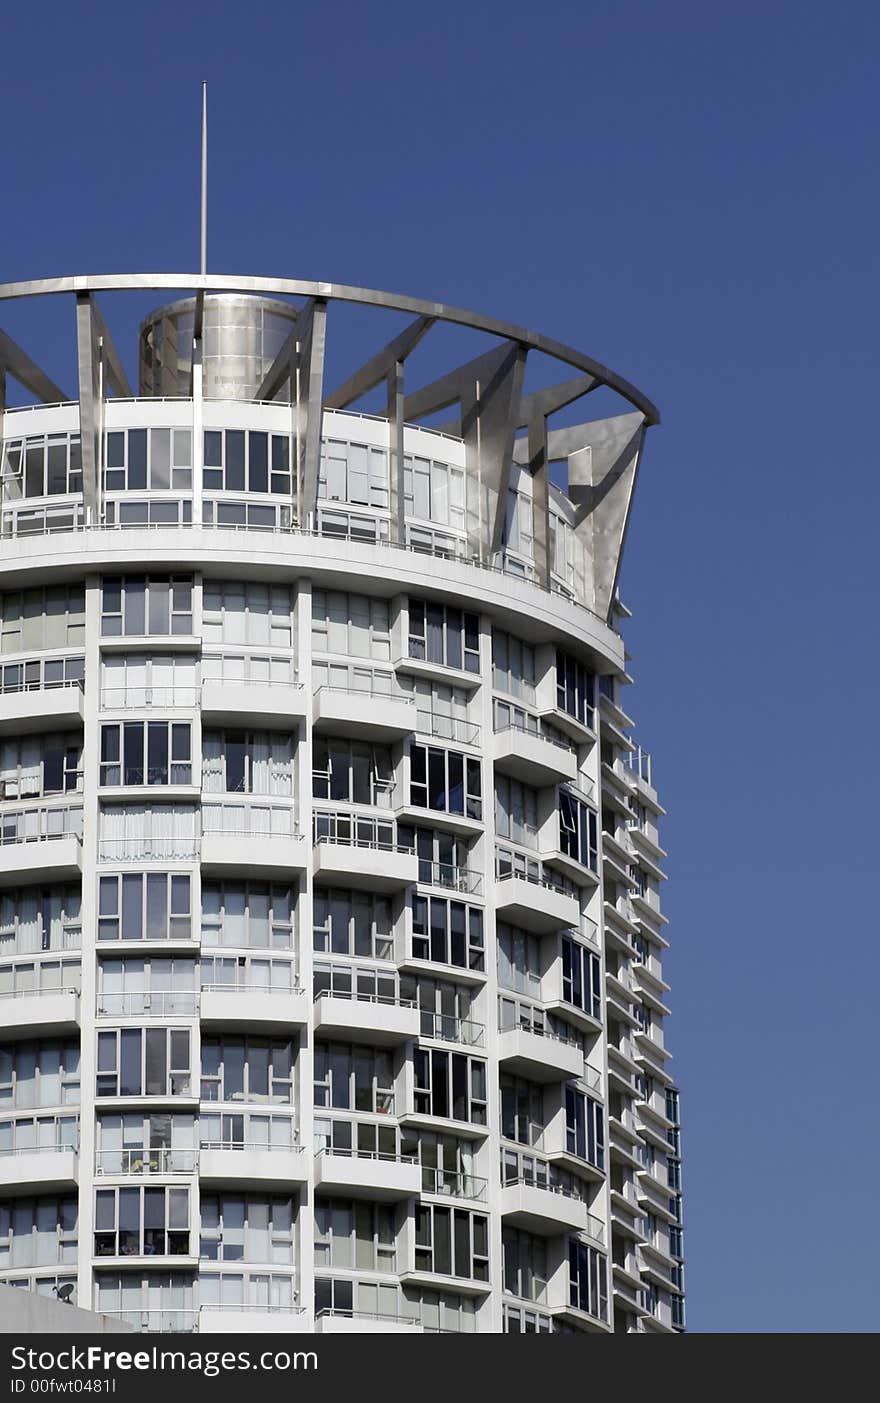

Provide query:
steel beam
left=325, top=315, right=435, bottom=410
left=295, top=299, right=328, bottom=519
left=514, top=374, right=599, bottom=588
left=88, top=297, right=133, bottom=398
left=255, top=321, right=299, bottom=403
left=0, top=327, right=70, bottom=407
left=566, top=411, right=646, bottom=620
left=75, top=294, right=102, bottom=519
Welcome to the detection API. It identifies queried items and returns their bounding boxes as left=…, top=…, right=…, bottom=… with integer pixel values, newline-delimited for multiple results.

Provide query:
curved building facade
left=0, top=275, right=684, bottom=1335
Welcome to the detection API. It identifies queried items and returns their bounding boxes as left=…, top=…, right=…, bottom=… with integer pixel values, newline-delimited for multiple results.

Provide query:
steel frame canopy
left=0, top=273, right=660, bottom=619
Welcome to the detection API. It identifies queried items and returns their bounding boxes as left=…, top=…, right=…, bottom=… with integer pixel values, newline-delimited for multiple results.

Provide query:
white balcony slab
left=201, top=680, right=306, bottom=728
left=200, top=987, right=309, bottom=1031
left=493, top=729, right=578, bottom=786
left=314, top=1151, right=422, bottom=1201
left=313, top=841, right=418, bottom=892
left=0, top=991, right=80, bottom=1040
left=198, top=1146, right=308, bottom=1188
left=0, top=835, right=81, bottom=887
left=497, top=1026, right=584, bottom=1082
left=398, top=1269, right=491, bottom=1298
left=500, top=1182, right=590, bottom=1235
left=542, top=849, right=601, bottom=889
left=201, top=830, right=307, bottom=876
left=313, top=993, right=420, bottom=1045
left=0, top=687, right=84, bottom=736
left=0, top=1150, right=78, bottom=1195
left=313, top=688, right=416, bottom=740
left=494, top=875, right=580, bottom=933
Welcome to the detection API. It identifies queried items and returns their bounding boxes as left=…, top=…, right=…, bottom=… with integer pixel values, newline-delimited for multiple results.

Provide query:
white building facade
left=0, top=275, right=684, bottom=1334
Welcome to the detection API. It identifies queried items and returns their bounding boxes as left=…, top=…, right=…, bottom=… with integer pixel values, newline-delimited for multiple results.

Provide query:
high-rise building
left=0, top=274, right=684, bottom=1334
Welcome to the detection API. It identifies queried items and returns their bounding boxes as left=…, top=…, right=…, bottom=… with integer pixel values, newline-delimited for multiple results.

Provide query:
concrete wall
left=0, top=1284, right=134, bottom=1334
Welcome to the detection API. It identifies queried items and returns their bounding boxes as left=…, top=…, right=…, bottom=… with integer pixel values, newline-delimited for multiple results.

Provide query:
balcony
left=101, top=1309, right=197, bottom=1334
left=493, top=724, right=578, bottom=787
left=95, top=1148, right=197, bottom=1177
left=399, top=1268, right=491, bottom=1299
left=314, top=1147, right=422, bottom=1201
left=198, top=1141, right=308, bottom=1188
left=0, top=1146, right=78, bottom=1195
left=313, top=835, right=418, bottom=892
left=199, top=1305, right=307, bottom=1334
left=100, top=685, right=200, bottom=713
left=543, top=846, right=600, bottom=890
left=96, top=990, right=198, bottom=1020
left=0, top=810, right=82, bottom=886
left=0, top=987, right=80, bottom=1039
left=0, top=682, right=84, bottom=736
left=418, top=1166, right=488, bottom=1203
left=314, top=989, right=421, bottom=1045
left=201, top=804, right=306, bottom=876
left=313, top=685, right=416, bottom=741
left=417, top=860, right=483, bottom=896
left=500, top=1177, right=596, bottom=1237
left=201, top=678, right=306, bottom=729
left=494, top=872, right=580, bottom=934
left=550, top=1301, right=610, bottom=1333
left=497, top=1024, right=584, bottom=1082
left=200, top=982, right=309, bottom=1032
left=418, top=1010, right=485, bottom=1048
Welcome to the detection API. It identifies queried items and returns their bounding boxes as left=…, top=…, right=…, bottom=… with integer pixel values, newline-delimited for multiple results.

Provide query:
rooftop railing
left=0, top=514, right=608, bottom=628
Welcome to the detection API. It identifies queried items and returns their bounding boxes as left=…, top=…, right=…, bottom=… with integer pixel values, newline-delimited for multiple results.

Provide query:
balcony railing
left=494, top=718, right=575, bottom=752
left=315, top=985, right=416, bottom=1011
left=0, top=1140, right=79, bottom=1158
left=0, top=675, right=84, bottom=698
left=100, top=686, right=200, bottom=710
left=623, top=746, right=653, bottom=787
left=494, top=861, right=573, bottom=898
left=101, top=1310, right=197, bottom=1334
left=96, top=990, right=198, bottom=1018
left=202, top=803, right=298, bottom=838
left=417, top=860, right=482, bottom=895
left=419, top=1010, right=485, bottom=1048
left=499, top=1005, right=584, bottom=1052
left=200, top=1140, right=304, bottom=1156
left=0, top=806, right=83, bottom=846
left=201, top=978, right=304, bottom=997
left=315, top=1308, right=423, bottom=1329
left=199, top=1301, right=304, bottom=1316
left=0, top=511, right=608, bottom=630
left=315, top=1145, right=415, bottom=1166
left=95, top=1148, right=197, bottom=1175
left=314, top=675, right=407, bottom=702
left=415, top=711, right=481, bottom=747
left=0, top=984, right=80, bottom=1002
left=312, top=776, right=397, bottom=810
left=98, top=835, right=199, bottom=862
left=420, top=1166, right=488, bottom=1202
left=313, top=811, right=410, bottom=851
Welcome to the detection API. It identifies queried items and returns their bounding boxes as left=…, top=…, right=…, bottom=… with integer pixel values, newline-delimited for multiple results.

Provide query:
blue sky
left=2, top=0, right=878, bottom=1331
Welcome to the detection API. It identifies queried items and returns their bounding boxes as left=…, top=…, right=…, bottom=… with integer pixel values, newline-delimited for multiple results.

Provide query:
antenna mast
left=200, top=82, right=208, bottom=275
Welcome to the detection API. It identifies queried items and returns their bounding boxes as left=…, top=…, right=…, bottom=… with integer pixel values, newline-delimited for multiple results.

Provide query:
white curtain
left=202, top=735, right=223, bottom=794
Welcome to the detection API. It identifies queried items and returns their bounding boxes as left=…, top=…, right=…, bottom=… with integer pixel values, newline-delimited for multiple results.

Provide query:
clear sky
left=2, top=0, right=877, bottom=1333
